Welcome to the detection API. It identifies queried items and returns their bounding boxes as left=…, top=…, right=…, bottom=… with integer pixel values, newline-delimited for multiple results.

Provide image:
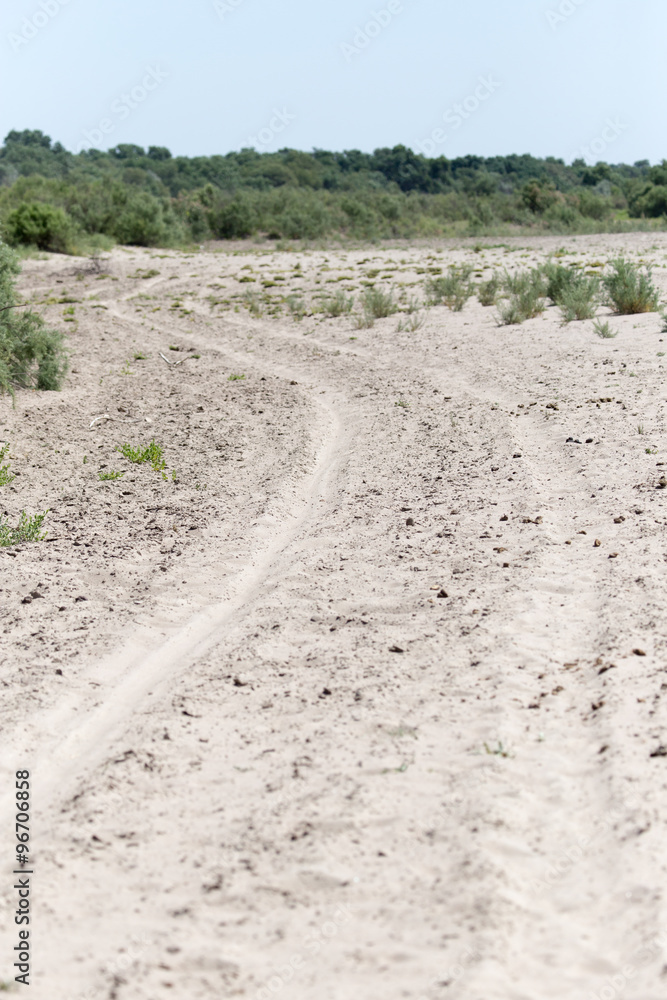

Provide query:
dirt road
left=2, top=234, right=667, bottom=999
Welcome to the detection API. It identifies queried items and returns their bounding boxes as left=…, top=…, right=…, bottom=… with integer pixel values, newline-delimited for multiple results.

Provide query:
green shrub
left=360, top=286, right=396, bottom=319
left=426, top=266, right=472, bottom=310
left=0, top=241, right=69, bottom=393
left=0, top=510, right=48, bottom=546
left=208, top=198, right=255, bottom=239
left=542, top=262, right=579, bottom=304
left=497, top=268, right=546, bottom=325
left=558, top=274, right=599, bottom=322
left=477, top=273, right=500, bottom=306
left=321, top=290, right=354, bottom=317
left=286, top=295, right=306, bottom=321
left=602, top=258, right=660, bottom=314
left=111, top=191, right=178, bottom=246
left=6, top=202, right=73, bottom=253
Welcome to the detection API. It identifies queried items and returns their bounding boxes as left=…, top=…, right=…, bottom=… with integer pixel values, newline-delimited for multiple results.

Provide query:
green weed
left=98, top=469, right=125, bottom=481
left=592, top=318, right=617, bottom=339
left=228, top=373, right=245, bottom=381
left=0, top=443, right=15, bottom=485
left=116, top=440, right=166, bottom=475
left=0, top=510, right=48, bottom=546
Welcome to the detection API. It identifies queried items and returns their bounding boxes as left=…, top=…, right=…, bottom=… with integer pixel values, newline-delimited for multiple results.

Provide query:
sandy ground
left=2, top=233, right=667, bottom=998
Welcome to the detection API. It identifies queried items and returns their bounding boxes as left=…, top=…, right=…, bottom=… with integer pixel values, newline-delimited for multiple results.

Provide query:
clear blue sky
left=1, top=0, right=663, bottom=164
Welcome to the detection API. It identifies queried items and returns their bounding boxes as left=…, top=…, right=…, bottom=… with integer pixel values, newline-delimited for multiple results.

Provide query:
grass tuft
left=592, top=318, right=617, bottom=339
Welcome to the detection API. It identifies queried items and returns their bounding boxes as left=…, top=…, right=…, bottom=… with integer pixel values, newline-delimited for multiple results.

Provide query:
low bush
left=5, top=201, right=74, bottom=253
left=361, top=286, right=396, bottom=319
left=426, top=266, right=472, bottom=311
left=321, top=290, right=354, bottom=317
left=477, top=273, right=500, bottom=306
left=0, top=241, right=68, bottom=393
left=497, top=268, right=546, bottom=325
left=558, top=274, right=600, bottom=322
left=0, top=443, right=14, bottom=485
left=603, top=258, right=660, bottom=314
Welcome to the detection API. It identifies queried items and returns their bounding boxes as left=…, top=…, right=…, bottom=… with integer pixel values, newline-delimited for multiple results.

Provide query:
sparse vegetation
left=602, top=258, right=660, bottom=314
left=0, top=509, right=48, bottom=546
left=98, top=470, right=125, bottom=481
left=397, top=312, right=426, bottom=332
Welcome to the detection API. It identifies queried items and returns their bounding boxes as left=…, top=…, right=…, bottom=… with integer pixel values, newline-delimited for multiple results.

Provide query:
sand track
left=2, top=236, right=667, bottom=999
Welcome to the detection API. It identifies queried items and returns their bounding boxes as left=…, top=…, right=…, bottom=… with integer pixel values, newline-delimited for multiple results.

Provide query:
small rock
left=500, top=515, right=508, bottom=522
left=436, top=589, right=448, bottom=599
left=513, top=453, right=522, bottom=459
left=594, top=539, right=601, bottom=547
left=650, top=746, right=667, bottom=758
left=633, top=648, right=646, bottom=657
left=75, top=595, right=88, bottom=602
left=389, top=645, right=404, bottom=654
left=608, top=552, right=618, bottom=559
left=614, top=516, right=626, bottom=524
left=406, top=517, right=414, bottom=526
left=21, top=596, right=32, bottom=604
left=55, top=669, right=63, bottom=676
